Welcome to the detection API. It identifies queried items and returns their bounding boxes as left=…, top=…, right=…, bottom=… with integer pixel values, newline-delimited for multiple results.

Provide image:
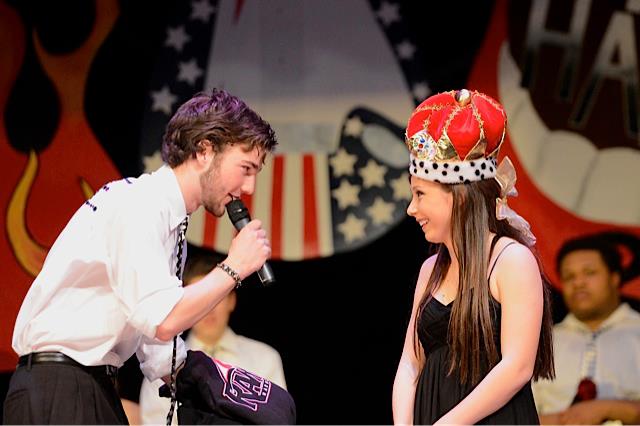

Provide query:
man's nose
left=241, top=175, right=256, bottom=195
left=569, top=275, right=587, bottom=289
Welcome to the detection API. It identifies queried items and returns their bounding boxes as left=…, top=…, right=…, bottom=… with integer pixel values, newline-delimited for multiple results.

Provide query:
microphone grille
left=226, top=199, right=250, bottom=223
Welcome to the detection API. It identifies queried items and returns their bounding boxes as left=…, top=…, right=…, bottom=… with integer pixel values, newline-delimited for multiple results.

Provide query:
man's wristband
left=216, top=262, right=242, bottom=288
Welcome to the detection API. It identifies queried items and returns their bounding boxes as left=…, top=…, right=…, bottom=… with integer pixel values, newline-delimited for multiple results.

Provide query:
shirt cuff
left=139, top=336, right=187, bottom=382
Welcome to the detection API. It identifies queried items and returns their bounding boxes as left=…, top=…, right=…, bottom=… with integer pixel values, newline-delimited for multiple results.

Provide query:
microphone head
left=226, top=199, right=250, bottom=224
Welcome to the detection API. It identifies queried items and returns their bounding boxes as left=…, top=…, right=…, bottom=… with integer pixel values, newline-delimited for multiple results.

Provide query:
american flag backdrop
left=139, top=0, right=429, bottom=260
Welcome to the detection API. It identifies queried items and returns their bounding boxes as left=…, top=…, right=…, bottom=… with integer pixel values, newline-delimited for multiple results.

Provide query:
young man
left=533, top=235, right=640, bottom=425
left=4, top=89, right=277, bottom=424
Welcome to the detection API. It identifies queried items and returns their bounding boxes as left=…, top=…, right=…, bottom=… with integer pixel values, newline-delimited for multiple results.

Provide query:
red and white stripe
left=186, top=153, right=334, bottom=260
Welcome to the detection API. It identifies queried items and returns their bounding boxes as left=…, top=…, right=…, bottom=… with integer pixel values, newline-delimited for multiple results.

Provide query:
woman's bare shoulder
left=493, top=237, right=536, bottom=267
left=490, top=238, right=540, bottom=301
left=415, top=254, right=438, bottom=297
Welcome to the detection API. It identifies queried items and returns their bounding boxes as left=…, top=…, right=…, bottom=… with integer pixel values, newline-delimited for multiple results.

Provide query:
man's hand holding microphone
left=221, top=199, right=275, bottom=286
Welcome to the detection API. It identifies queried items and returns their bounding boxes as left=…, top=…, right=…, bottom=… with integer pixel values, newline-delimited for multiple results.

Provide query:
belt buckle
left=105, top=365, right=117, bottom=377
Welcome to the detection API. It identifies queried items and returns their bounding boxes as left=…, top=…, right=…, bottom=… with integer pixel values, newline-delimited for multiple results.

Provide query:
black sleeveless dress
left=413, top=250, right=539, bottom=424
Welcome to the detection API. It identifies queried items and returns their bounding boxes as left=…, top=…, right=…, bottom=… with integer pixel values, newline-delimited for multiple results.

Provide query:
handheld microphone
left=226, top=199, right=276, bottom=286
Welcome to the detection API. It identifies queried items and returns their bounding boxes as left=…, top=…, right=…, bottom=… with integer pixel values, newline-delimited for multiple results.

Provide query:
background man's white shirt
left=532, top=303, right=640, bottom=414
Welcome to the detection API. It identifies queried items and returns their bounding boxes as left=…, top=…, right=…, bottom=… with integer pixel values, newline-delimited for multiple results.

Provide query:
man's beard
left=569, top=295, right=618, bottom=324
left=200, top=160, right=226, bottom=217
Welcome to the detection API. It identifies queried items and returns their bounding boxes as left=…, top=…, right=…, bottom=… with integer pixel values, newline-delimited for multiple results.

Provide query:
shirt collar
left=152, top=165, right=187, bottom=230
left=561, top=303, right=634, bottom=332
left=216, top=327, right=238, bottom=352
left=185, top=327, right=238, bottom=354
left=601, top=302, right=635, bottom=327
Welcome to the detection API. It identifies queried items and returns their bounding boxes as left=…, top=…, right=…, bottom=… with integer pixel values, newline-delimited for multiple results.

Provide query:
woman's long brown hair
left=413, top=178, right=555, bottom=385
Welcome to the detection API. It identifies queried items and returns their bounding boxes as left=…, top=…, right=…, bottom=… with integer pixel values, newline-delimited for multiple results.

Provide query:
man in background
left=533, top=234, right=640, bottom=424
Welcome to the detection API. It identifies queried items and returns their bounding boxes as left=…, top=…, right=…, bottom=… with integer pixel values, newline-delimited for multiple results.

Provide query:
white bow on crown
left=494, top=156, right=536, bottom=246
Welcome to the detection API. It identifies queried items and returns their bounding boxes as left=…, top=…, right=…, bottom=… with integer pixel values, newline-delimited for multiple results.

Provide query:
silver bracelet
left=216, top=262, right=242, bottom=288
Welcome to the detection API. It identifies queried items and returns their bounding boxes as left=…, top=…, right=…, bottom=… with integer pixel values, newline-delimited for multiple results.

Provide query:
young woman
left=392, top=89, right=554, bottom=425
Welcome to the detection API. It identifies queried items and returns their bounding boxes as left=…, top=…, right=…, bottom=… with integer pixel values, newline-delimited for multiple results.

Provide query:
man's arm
left=538, top=412, right=562, bottom=424
left=559, top=399, right=640, bottom=425
left=156, top=219, right=270, bottom=341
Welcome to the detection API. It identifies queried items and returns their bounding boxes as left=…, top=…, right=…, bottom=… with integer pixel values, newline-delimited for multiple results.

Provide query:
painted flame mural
left=0, top=0, right=122, bottom=369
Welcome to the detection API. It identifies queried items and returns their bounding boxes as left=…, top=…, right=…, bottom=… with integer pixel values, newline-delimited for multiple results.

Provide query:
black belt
left=18, top=352, right=118, bottom=378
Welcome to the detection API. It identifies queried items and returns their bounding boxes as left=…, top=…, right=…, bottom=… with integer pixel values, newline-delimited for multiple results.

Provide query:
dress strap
left=489, top=234, right=500, bottom=254
left=488, top=240, right=517, bottom=281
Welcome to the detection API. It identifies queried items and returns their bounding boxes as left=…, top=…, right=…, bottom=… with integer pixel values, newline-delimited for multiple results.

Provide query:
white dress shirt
left=12, top=166, right=188, bottom=381
left=139, top=327, right=287, bottom=425
left=532, top=303, right=640, bottom=414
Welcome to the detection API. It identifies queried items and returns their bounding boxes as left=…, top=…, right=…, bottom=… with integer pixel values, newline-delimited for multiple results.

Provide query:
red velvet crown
left=405, top=89, right=507, bottom=183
